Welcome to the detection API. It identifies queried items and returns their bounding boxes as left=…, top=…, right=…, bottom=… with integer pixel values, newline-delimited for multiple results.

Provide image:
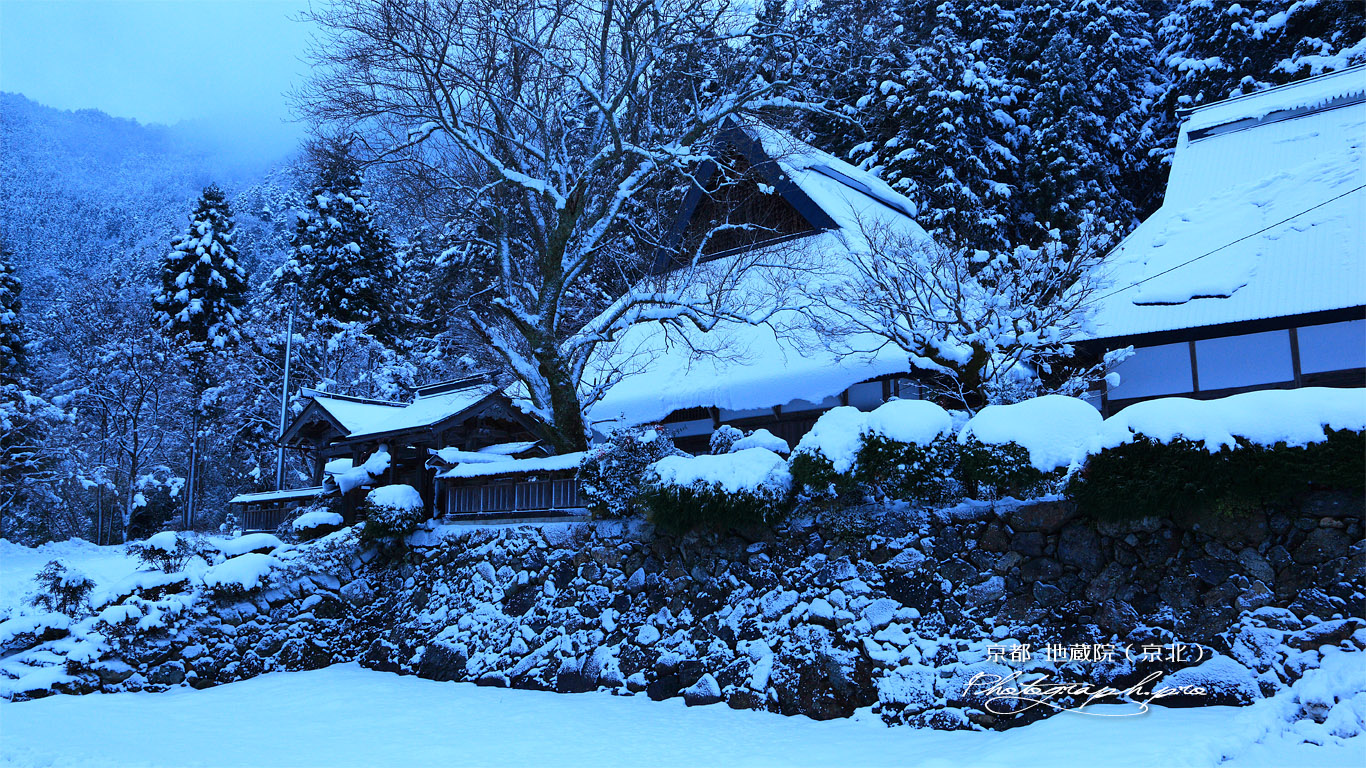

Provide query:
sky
left=0, top=0, right=314, bottom=163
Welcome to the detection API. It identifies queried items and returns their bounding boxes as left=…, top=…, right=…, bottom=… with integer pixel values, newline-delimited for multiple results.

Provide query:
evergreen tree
left=285, top=141, right=400, bottom=344
left=153, top=185, right=249, bottom=530
left=0, top=241, right=62, bottom=541
left=153, top=185, right=249, bottom=363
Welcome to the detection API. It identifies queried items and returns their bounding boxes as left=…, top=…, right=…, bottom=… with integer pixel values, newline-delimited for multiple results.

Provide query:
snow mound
left=793, top=406, right=867, bottom=473
left=219, top=533, right=284, bottom=558
left=1162, top=654, right=1261, bottom=705
left=863, top=399, right=954, bottom=446
left=650, top=448, right=792, bottom=495
left=961, top=395, right=1102, bottom=471
left=142, top=531, right=180, bottom=552
left=292, top=511, right=344, bottom=533
left=1094, top=387, right=1366, bottom=453
left=794, top=401, right=953, bottom=472
left=731, top=428, right=790, bottom=455
left=202, top=554, right=280, bottom=593
left=366, top=484, right=423, bottom=511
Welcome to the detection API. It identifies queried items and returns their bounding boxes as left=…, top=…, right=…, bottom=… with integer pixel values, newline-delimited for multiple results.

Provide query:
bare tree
left=811, top=220, right=1128, bottom=411
left=296, top=0, right=814, bottom=451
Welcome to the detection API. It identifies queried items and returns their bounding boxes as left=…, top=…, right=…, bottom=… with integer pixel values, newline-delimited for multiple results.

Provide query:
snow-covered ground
left=0, top=539, right=142, bottom=610
left=0, top=662, right=1360, bottom=768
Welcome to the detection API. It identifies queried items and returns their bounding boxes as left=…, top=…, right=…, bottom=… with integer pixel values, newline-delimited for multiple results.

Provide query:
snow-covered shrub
left=357, top=484, right=426, bottom=545
left=1070, top=389, right=1366, bottom=520
left=292, top=509, right=345, bottom=542
left=641, top=448, right=792, bottom=533
left=731, top=428, right=790, bottom=455
left=578, top=425, right=684, bottom=518
left=201, top=553, right=280, bottom=599
left=30, top=561, right=95, bottom=615
left=958, top=395, right=1101, bottom=500
left=709, top=425, right=744, bottom=455
left=128, top=531, right=205, bottom=573
left=790, top=401, right=957, bottom=508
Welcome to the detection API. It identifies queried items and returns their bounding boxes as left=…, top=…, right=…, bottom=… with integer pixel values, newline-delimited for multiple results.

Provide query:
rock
left=884, top=548, right=929, bottom=577
left=555, top=658, right=596, bottom=693
left=964, top=576, right=1005, bottom=608
left=862, top=598, right=901, bottom=630
left=1293, top=528, right=1350, bottom=564
left=1287, top=619, right=1363, bottom=651
left=147, top=661, right=186, bottom=686
left=1234, top=581, right=1275, bottom=613
left=1191, top=558, right=1232, bottom=586
left=979, top=525, right=1010, bottom=553
left=415, top=642, right=467, bottom=682
left=1009, top=531, right=1046, bottom=558
left=94, top=661, right=136, bottom=685
left=1006, top=500, right=1076, bottom=534
left=1237, top=549, right=1276, bottom=585
left=1032, top=582, right=1064, bottom=606
left=1159, top=655, right=1260, bottom=707
left=1020, top=557, right=1062, bottom=582
left=1057, top=524, right=1103, bottom=572
left=1085, top=562, right=1127, bottom=603
left=683, top=673, right=723, bottom=706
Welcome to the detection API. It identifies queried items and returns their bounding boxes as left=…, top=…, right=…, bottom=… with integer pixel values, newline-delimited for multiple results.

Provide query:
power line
left=1089, top=183, right=1366, bottom=306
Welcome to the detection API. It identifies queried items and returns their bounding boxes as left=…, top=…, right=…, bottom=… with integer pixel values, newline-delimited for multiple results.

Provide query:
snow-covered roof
left=584, top=125, right=932, bottom=427
left=229, top=487, right=323, bottom=505
left=303, top=381, right=502, bottom=441
left=1088, top=68, right=1366, bottom=341
left=436, top=452, right=585, bottom=479
left=427, top=441, right=543, bottom=468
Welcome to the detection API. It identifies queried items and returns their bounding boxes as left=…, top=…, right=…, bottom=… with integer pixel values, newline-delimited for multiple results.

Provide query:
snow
left=218, top=533, right=284, bottom=558
left=1, top=663, right=1362, bottom=768
left=334, top=448, right=391, bottom=494
left=730, top=428, right=790, bottom=455
left=0, top=539, right=141, bottom=611
left=1089, top=72, right=1365, bottom=339
left=649, top=448, right=792, bottom=495
left=582, top=125, right=932, bottom=429
left=793, top=406, right=871, bottom=473
left=201, top=553, right=280, bottom=593
left=437, top=452, right=586, bottom=479
left=309, top=383, right=499, bottom=441
left=960, top=395, right=1103, bottom=471
left=292, top=511, right=344, bottom=532
left=1094, top=387, right=1366, bottom=453
left=794, top=400, right=952, bottom=473
left=862, top=399, right=954, bottom=446
left=366, top=484, right=423, bottom=511
left=228, top=487, right=322, bottom=505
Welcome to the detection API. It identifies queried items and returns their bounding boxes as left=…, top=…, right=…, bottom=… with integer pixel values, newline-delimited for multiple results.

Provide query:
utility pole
left=275, top=284, right=297, bottom=491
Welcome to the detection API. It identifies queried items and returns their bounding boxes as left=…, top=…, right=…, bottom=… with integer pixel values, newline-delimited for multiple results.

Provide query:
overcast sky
left=1, top=0, right=314, bottom=160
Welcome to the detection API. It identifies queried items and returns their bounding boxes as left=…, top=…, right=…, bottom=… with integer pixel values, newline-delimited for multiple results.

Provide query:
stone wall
left=5, top=492, right=1363, bottom=730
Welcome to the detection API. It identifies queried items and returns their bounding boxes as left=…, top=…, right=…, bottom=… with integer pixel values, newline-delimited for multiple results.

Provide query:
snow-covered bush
left=128, top=531, right=205, bottom=573
left=641, top=448, right=792, bottom=533
left=790, top=401, right=958, bottom=508
left=958, top=395, right=1101, bottom=499
left=357, top=484, right=426, bottom=545
left=709, top=425, right=744, bottom=455
left=578, top=425, right=684, bottom=518
left=30, top=561, right=95, bottom=615
left=201, top=553, right=280, bottom=599
left=292, top=509, right=345, bottom=542
left=1070, top=389, right=1366, bottom=520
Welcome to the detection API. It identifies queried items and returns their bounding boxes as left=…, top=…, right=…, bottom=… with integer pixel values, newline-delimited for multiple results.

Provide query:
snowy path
left=1, top=663, right=1360, bottom=768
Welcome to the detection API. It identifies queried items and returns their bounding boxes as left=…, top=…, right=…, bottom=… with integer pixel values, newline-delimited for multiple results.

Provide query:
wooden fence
left=444, top=477, right=583, bottom=516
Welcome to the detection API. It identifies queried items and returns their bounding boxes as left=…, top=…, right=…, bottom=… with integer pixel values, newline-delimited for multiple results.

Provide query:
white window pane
left=1108, top=342, right=1194, bottom=399
left=1298, top=319, right=1366, bottom=374
left=1195, top=330, right=1293, bottom=390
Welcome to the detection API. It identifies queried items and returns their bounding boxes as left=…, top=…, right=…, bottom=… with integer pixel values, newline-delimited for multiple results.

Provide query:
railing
left=445, top=477, right=583, bottom=516
left=242, top=505, right=292, bottom=533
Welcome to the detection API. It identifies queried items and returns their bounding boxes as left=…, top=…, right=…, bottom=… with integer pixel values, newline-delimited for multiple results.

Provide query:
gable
left=651, top=127, right=839, bottom=274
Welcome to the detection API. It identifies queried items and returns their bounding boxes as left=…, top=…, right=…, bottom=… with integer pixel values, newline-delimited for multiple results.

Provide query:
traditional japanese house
left=1081, top=67, right=1365, bottom=413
